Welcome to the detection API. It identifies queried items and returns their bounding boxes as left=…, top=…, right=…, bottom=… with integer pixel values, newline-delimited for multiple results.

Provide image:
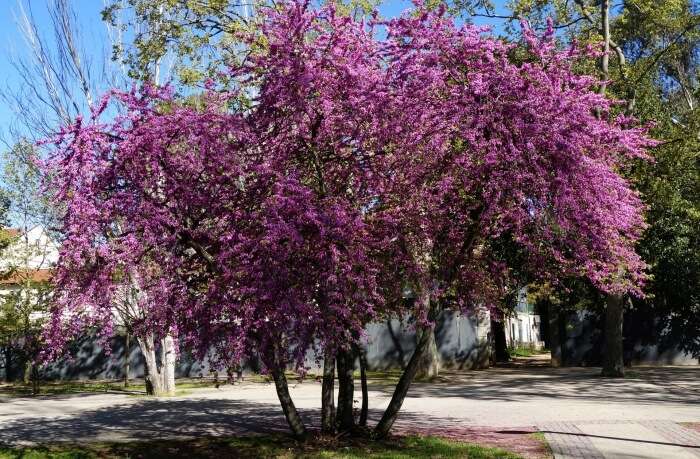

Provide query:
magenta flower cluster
left=42, top=2, right=651, bottom=372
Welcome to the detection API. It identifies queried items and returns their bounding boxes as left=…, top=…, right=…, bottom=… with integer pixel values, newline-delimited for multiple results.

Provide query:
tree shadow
left=0, top=395, right=472, bottom=447
left=0, top=398, right=294, bottom=446
left=369, top=365, right=700, bottom=405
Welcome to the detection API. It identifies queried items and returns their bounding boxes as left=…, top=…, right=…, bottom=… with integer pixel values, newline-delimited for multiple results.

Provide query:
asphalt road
left=1, top=362, right=698, bottom=456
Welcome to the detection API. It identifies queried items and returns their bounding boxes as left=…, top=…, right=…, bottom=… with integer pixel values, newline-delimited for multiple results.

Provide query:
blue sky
left=0, top=1, right=510, bottom=143
left=0, top=0, right=109, bottom=143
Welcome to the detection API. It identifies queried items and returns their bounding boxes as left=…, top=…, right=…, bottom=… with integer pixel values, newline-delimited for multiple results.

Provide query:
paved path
left=0, top=364, right=698, bottom=458
left=541, top=420, right=700, bottom=459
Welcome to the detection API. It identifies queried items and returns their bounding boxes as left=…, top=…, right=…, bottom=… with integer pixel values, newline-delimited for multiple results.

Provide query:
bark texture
left=321, top=349, right=336, bottom=434
left=336, top=348, right=355, bottom=432
left=358, top=345, right=369, bottom=427
left=138, top=335, right=164, bottom=396
left=374, top=294, right=435, bottom=439
left=136, top=332, right=177, bottom=396
left=161, top=334, right=176, bottom=395
left=270, top=366, right=307, bottom=439
left=415, top=326, right=440, bottom=379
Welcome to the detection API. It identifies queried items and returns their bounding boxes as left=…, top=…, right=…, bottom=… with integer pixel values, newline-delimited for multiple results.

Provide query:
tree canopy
left=43, top=1, right=652, bottom=437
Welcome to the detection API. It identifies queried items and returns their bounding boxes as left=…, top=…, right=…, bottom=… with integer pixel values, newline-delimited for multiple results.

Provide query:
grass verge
left=0, top=378, right=236, bottom=397
left=507, top=347, right=549, bottom=358
left=0, top=434, right=524, bottom=459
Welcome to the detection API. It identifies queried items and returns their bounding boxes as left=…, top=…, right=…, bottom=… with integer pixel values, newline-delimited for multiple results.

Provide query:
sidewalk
left=541, top=420, right=700, bottom=458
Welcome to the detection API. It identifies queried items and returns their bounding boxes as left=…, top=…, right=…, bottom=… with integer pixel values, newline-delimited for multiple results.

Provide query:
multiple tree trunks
left=137, top=333, right=177, bottom=396
left=274, top=326, right=432, bottom=439
left=40, top=0, right=653, bottom=442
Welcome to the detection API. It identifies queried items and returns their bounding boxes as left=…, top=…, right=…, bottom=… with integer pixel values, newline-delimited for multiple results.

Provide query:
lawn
left=0, top=378, right=222, bottom=397
left=0, top=435, right=524, bottom=459
left=0, top=376, right=283, bottom=397
left=0, top=371, right=408, bottom=397
left=507, top=347, right=549, bottom=358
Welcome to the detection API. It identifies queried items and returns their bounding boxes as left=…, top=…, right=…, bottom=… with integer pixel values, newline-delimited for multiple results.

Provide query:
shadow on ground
left=0, top=395, right=549, bottom=458
left=0, top=397, right=473, bottom=446
left=0, top=398, right=296, bottom=445
left=385, top=366, right=700, bottom=405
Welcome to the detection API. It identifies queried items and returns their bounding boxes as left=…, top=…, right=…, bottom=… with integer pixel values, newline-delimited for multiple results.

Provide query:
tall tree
left=101, top=0, right=380, bottom=87
left=470, top=0, right=700, bottom=375
left=44, top=1, right=651, bottom=440
left=2, top=0, right=180, bottom=395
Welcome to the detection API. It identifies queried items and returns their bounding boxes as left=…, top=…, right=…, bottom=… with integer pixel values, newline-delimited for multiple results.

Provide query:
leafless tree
left=1, top=0, right=177, bottom=394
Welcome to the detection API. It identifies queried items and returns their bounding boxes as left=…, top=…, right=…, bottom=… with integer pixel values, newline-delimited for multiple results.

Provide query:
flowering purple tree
left=365, top=11, right=651, bottom=436
left=43, top=1, right=651, bottom=439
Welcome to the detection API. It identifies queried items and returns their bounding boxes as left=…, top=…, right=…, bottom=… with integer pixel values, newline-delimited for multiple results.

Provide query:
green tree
left=0, top=141, right=55, bottom=387
left=102, top=0, right=379, bottom=87
left=468, top=0, right=700, bottom=370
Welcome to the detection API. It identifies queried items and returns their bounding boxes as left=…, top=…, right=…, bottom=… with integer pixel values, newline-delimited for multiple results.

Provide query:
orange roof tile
left=0, top=269, right=53, bottom=285
left=0, top=228, right=21, bottom=239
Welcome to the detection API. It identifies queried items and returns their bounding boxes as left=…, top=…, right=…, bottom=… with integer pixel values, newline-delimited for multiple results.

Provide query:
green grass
left=507, top=347, right=548, bottom=358
left=622, top=370, right=642, bottom=379
left=0, top=380, right=129, bottom=396
left=0, top=435, right=524, bottom=459
left=528, top=432, right=551, bottom=456
left=0, top=371, right=411, bottom=398
left=0, top=378, right=229, bottom=397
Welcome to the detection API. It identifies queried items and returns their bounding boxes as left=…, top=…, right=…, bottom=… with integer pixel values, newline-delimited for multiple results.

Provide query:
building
left=0, top=226, right=58, bottom=284
left=503, top=287, right=544, bottom=349
left=0, top=226, right=59, bottom=381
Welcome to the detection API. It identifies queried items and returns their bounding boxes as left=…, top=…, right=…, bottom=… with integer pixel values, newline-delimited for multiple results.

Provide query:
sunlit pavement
left=540, top=420, right=700, bottom=458
left=1, top=361, right=698, bottom=458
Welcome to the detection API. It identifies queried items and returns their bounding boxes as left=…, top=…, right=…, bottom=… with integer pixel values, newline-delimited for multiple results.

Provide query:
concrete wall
left=364, top=310, right=491, bottom=371
left=556, top=309, right=699, bottom=367
left=1, top=310, right=493, bottom=381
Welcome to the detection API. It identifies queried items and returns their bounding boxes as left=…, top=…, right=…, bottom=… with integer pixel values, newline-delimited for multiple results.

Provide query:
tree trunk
left=124, top=332, right=130, bottom=388
left=23, top=359, right=31, bottom=385
left=601, top=293, right=625, bottom=377
left=138, top=335, right=165, bottom=396
left=31, top=364, right=39, bottom=395
left=161, top=334, right=176, bottom=395
left=358, top=345, right=369, bottom=427
left=336, top=348, right=355, bottom=432
left=321, top=349, right=336, bottom=434
left=415, top=326, right=440, bottom=379
left=374, top=317, right=435, bottom=439
left=549, top=307, right=562, bottom=368
left=491, top=319, right=510, bottom=363
left=600, top=0, right=610, bottom=96
left=3, top=346, right=13, bottom=382
left=270, top=366, right=307, bottom=439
